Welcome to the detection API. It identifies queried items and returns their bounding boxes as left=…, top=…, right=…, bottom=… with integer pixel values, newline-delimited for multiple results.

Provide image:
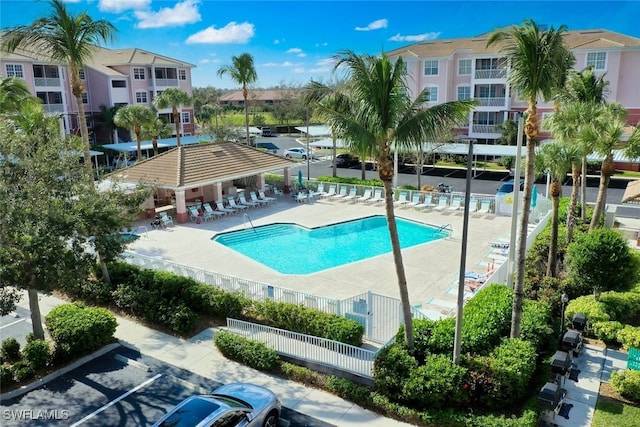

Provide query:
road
left=1, top=346, right=333, bottom=427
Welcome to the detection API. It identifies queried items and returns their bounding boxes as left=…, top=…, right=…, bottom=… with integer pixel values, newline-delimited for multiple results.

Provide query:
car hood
left=213, top=383, right=276, bottom=411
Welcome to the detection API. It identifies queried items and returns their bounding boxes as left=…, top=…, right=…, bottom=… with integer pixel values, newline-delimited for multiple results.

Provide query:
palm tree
left=307, top=50, right=474, bottom=350
left=0, top=77, right=35, bottom=114
left=96, top=104, right=121, bottom=144
left=583, top=103, right=640, bottom=229
left=113, top=105, right=156, bottom=160
left=141, top=117, right=173, bottom=156
left=1, top=0, right=116, bottom=185
left=534, top=142, right=581, bottom=276
left=487, top=19, right=573, bottom=338
left=217, top=53, right=257, bottom=145
left=153, top=88, right=191, bottom=147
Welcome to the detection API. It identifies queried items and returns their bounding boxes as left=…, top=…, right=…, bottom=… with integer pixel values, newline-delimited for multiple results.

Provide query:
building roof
left=622, top=179, right=640, bottom=204
left=107, top=141, right=295, bottom=190
left=90, top=46, right=196, bottom=68
left=219, top=89, right=300, bottom=102
left=386, top=29, right=640, bottom=59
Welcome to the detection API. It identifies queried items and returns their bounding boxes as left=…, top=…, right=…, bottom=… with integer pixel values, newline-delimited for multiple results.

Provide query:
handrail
left=243, top=213, right=257, bottom=234
left=436, top=223, right=453, bottom=238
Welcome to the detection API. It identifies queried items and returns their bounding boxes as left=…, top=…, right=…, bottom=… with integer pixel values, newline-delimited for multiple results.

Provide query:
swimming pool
left=213, top=215, right=449, bottom=274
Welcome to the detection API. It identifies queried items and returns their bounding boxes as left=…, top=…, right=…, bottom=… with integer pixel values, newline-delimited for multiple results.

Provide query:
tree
left=494, top=119, right=521, bottom=145
left=95, top=104, right=122, bottom=144
left=113, top=105, right=156, bottom=160
left=0, top=77, right=35, bottom=114
left=487, top=19, right=573, bottom=338
left=534, top=141, right=580, bottom=277
left=217, top=53, right=258, bottom=145
left=582, top=103, right=640, bottom=229
left=192, top=86, right=223, bottom=119
left=141, top=117, right=173, bottom=156
left=305, top=50, right=474, bottom=350
left=153, top=87, right=191, bottom=147
left=1, top=0, right=116, bottom=185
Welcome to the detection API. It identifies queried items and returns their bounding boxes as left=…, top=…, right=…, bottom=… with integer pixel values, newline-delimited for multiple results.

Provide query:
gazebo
left=104, top=141, right=296, bottom=223
left=622, top=179, right=640, bottom=205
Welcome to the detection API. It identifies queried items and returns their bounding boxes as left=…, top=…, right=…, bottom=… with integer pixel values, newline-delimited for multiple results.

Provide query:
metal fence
left=226, top=318, right=378, bottom=378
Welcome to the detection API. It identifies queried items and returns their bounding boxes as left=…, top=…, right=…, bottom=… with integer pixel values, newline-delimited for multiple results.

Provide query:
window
left=423, top=60, right=438, bottom=76
left=81, top=92, right=88, bottom=104
left=33, top=64, right=59, bottom=78
left=111, top=80, right=126, bottom=88
left=586, top=52, right=606, bottom=70
left=78, top=69, right=85, bottom=80
left=179, top=69, right=186, bottom=80
left=136, top=91, right=148, bottom=103
left=36, top=91, right=63, bottom=105
left=458, top=59, right=471, bottom=75
left=425, top=86, right=438, bottom=102
left=182, top=112, right=190, bottom=123
left=133, top=68, right=146, bottom=80
left=457, top=86, right=471, bottom=100
left=6, top=64, right=24, bottom=78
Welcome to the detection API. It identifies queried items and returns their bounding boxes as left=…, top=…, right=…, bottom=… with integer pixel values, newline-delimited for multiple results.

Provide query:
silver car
left=153, top=383, right=280, bottom=427
left=283, top=147, right=312, bottom=159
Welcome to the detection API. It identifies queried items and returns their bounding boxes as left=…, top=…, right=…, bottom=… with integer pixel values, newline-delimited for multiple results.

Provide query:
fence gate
left=342, top=291, right=402, bottom=344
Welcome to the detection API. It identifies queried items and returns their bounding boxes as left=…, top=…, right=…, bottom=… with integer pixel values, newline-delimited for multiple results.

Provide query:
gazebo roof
left=622, top=179, right=640, bottom=204
left=107, top=141, right=295, bottom=190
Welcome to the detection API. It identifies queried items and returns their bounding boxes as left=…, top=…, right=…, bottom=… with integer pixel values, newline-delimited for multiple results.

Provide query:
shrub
left=489, top=338, right=537, bottom=404
left=373, top=343, right=418, bottom=396
left=22, top=339, right=52, bottom=370
left=564, top=295, right=610, bottom=328
left=326, top=376, right=373, bottom=406
left=213, top=330, right=279, bottom=372
left=617, top=325, right=640, bottom=350
left=520, top=299, right=553, bottom=351
left=168, top=304, right=197, bottom=335
left=592, top=321, right=624, bottom=343
left=12, top=361, right=35, bottom=382
left=0, top=365, right=15, bottom=388
left=610, top=369, right=640, bottom=402
left=402, top=354, right=468, bottom=409
left=404, top=318, right=455, bottom=360
left=1, top=337, right=21, bottom=363
left=279, top=362, right=325, bottom=387
left=461, top=284, right=513, bottom=355
left=25, top=333, right=37, bottom=344
left=599, top=291, right=640, bottom=325
left=45, top=302, right=117, bottom=358
left=566, top=228, right=640, bottom=293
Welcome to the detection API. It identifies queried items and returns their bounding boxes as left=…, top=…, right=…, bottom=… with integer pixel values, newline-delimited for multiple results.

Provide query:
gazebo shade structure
left=572, top=313, right=588, bottom=332
left=538, top=382, right=563, bottom=412
left=551, top=351, right=573, bottom=377
left=622, top=179, right=640, bottom=204
left=562, top=330, right=583, bottom=356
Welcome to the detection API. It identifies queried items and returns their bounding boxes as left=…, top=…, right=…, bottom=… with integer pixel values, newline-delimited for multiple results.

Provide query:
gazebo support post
left=175, top=190, right=188, bottom=223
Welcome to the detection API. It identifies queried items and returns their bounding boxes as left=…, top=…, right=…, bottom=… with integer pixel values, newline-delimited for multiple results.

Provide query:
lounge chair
left=189, top=206, right=212, bottom=222
left=238, top=194, right=259, bottom=209
left=406, top=193, right=422, bottom=208
left=325, top=184, right=337, bottom=198
left=416, top=193, right=436, bottom=210
left=342, top=187, right=358, bottom=202
left=203, top=202, right=226, bottom=218
left=158, top=212, right=174, bottom=227
left=331, top=186, right=348, bottom=200
left=368, top=188, right=384, bottom=203
left=215, top=200, right=236, bottom=215
left=468, top=199, right=479, bottom=213
left=295, top=191, right=308, bottom=203
left=448, top=197, right=462, bottom=211
left=227, top=197, right=247, bottom=212
left=433, top=196, right=449, bottom=211
left=356, top=188, right=372, bottom=203
left=394, top=191, right=409, bottom=206
left=314, top=183, right=328, bottom=198
left=476, top=200, right=492, bottom=215
left=258, top=189, right=277, bottom=203
left=249, top=191, right=269, bottom=206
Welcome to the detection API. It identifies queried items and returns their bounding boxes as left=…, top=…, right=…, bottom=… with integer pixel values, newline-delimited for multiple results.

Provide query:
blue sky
left=2, top=0, right=640, bottom=89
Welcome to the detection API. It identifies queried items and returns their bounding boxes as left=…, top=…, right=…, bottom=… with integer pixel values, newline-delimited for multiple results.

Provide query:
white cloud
left=286, top=48, right=302, bottom=54
left=355, top=19, right=388, bottom=31
left=199, top=58, right=211, bottom=64
left=135, top=0, right=201, bottom=29
left=388, top=32, right=441, bottom=42
left=292, top=68, right=305, bottom=74
left=297, top=53, right=307, bottom=58
left=273, top=39, right=281, bottom=44
left=315, top=42, right=328, bottom=47
left=262, top=61, right=295, bottom=68
left=99, top=0, right=150, bottom=13
left=185, top=21, right=255, bottom=44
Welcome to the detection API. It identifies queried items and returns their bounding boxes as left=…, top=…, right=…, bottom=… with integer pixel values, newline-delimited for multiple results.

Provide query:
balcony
left=475, top=97, right=506, bottom=107
left=474, top=69, right=506, bottom=79
left=472, top=124, right=499, bottom=134
left=42, top=104, right=64, bottom=113
left=154, top=78, right=178, bottom=87
left=34, top=77, right=62, bottom=87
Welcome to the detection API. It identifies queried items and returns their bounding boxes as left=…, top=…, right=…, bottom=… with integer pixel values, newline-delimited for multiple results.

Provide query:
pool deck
left=128, top=195, right=513, bottom=311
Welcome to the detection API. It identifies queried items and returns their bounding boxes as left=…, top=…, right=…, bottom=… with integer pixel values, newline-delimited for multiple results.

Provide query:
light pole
left=560, top=292, right=569, bottom=340
left=506, top=112, right=524, bottom=288
left=306, top=107, right=310, bottom=180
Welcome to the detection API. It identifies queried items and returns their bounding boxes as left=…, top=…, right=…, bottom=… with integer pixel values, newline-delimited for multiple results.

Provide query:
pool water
left=213, top=215, right=448, bottom=275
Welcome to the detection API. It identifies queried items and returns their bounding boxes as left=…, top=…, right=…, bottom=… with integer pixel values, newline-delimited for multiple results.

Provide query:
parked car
left=496, top=179, right=524, bottom=196
left=153, top=383, right=280, bottom=427
left=261, top=127, right=273, bottom=137
left=334, top=153, right=360, bottom=168
left=283, top=147, right=312, bottom=159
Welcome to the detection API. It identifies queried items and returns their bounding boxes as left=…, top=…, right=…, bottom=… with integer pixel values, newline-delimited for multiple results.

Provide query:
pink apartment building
left=1, top=46, right=196, bottom=144
left=386, top=28, right=640, bottom=144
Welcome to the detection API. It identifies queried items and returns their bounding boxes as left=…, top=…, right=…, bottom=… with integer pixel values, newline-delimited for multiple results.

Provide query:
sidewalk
left=11, top=292, right=414, bottom=427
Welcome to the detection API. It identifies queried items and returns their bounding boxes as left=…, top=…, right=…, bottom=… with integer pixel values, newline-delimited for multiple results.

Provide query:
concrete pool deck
left=128, top=196, right=513, bottom=310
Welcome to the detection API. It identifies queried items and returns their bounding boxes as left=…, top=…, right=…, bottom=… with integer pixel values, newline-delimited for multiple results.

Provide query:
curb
left=0, top=342, right=122, bottom=402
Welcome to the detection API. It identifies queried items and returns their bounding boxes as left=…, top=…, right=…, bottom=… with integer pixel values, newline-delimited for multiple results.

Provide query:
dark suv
left=335, top=153, right=360, bottom=168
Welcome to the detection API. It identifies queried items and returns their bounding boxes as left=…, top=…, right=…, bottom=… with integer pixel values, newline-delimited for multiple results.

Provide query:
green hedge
left=45, top=302, right=117, bottom=359
left=592, top=321, right=624, bottom=343
left=401, top=354, right=468, bottom=410
left=598, top=292, right=640, bottom=325
left=520, top=299, right=554, bottom=350
left=617, top=325, right=640, bottom=350
left=565, top=295, right=610, bottom=327
left=373, top=343, right=418, bottom=397
left=316, top=176, right=383, bottom=187
left=488, top=338, right=537, bottom=404
left=611, top=369, right=640, bottom=402
left=1, top=337, right=21, bottom=363
left=22, top=339, right=52, bottom=370
left=252, top=299, right=364, bottom=346
left=213, top=330, right=279, bottom=371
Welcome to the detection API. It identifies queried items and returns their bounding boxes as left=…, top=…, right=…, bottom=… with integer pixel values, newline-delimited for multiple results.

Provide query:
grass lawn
left=592, top=400, right=640, bottom=427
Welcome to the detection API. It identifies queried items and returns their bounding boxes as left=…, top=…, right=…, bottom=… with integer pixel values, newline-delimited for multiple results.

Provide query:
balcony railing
left=474, top=69, right=506, bottom=79
left=42, top=104, right=64, bottom=113
left=472, top=124, right=500, bottom=134
left=154, top=78, right=178, bottom=87
left=34, top=77, right=61, bottom=87
left=475, top=97, right=507, bottom=107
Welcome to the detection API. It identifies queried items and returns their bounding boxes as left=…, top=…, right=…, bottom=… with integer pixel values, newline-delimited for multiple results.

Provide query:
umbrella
left=298, top=169, right=303, bottom=188
left=531, top=184, right=538, bottom=207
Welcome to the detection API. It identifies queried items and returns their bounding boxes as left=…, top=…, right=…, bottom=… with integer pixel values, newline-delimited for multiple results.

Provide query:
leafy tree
left=494, top=119, right=521, bottom=145
left=153, top=87, right=191, bottom=147
left=217, top=53, right=258, bottom=145
left=95, top=104, right=122, bottom=144
left=141, top=117, right=173, bottom=156
left=113, top=105, right=156, bottom=160
left=1, top=0, right=116, bottom=185
left=305, top=50, right=473, bottom=350
left=0, top=77, right=35, bottom=114
left=192, top=86, right=223, bottom=119
left=487, top=19, right=573, bottom=338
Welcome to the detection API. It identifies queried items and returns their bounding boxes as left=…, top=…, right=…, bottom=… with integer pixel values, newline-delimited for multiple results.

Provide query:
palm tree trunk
left=566, top=162, right=580, bottom=242
left=332, top=135, right=337, bottom=178
left=581, top=156, right=587, bottom=221
left=135, top=127, right=142, bottom=160
left=589, top=156, right=613, bottom=230
left=70, top=68, right=94, bottom=187
left=381, top=179, right=414, bottom=350
left=547, top=184, right=560, bottom=277
left=28, top=287, right=44, bottom=340
left=243, top=86, right=250, bottom=145
left=361, top=162, right=366, bottom=180
left=173, top=108, right=182, bottom=147
left=152, top=137, right=159, bottom=156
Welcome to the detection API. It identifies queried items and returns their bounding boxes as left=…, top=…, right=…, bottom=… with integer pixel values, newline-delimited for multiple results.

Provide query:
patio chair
left=203, top=202, right=226, bottom=218
left=314, top=183, right=328, bottom=198
left=238, top=194, right=259, bottom=208
left=216, top=200, right=236, bottom=215
left=476, top=200, right=492, bottom=215
left=188, top=206, right=212, bottom=222
left=434, top=196, right=449, bottom=211
left=342, top=187, right=358, bottom=202
left=406, top=193, right=422, bottom=208
left=249, top=191, right=269, bottom=206
left=468, top=198, right=479, bottom=213
left=295, top=191, right=308, bottom=203
left=394, top=191, right=409, bottom=206
left=158, top=212, right=174, bottom=227
left=331, top=185, right=348, bottom=200
left=258, top=189, right=277, bottom=204
left=416, top=193, right=436, bottom=210
left=356, top=188, right=372, bottom=203
left=368, top=188, right=384, bottom=203
left=325, top=184, right=337, bottom=198
left=228, top=197, right=248, bottom=212
left=448, top=197, right=463, bottom=211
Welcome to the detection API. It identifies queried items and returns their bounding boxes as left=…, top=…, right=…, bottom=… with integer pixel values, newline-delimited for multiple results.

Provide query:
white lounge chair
left=434, top=196, right=449, bottom=211
left=477, top=200, right=492, bottom=215
left=227, top=197, right=247, bottom=212
left=203, top=202, right=226, bottom=218
left=394, top=191, right=409, bottom=206
left=468, top=199, right=479, bottom=213
left=368, top=188, right=384, bottom=203
left=314, top=183, right=328, bottom=198
left=189, top=206, right=213, bottom=222
left=158, top=212, right=174, bottom=226
left=331, top=186, right=348, bottom=200
left=249, top=191, right=269, bottom=206
left=325, top=184, right=337, bottom=198
left=216, top=200, right=236, bottom=214
left=258, top=189, right=276, bottom=204
left=406, top=193, right=422, bottom=208
left=342, top=187, right=358, bottom=202
left=295, top=191, right=308, bottom=203
left=448, top=197, right=462, bottom=211
left=238, top=194, right=259, bottom=209
left=416, top=193, right=436, bottom=210
left=356, top=188, right=372, bottom=203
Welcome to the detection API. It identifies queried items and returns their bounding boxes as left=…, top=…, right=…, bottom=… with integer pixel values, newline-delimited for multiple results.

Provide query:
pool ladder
left=437, top=223, right=453, bottom=238
left=243, top=214, right=258, bottom=234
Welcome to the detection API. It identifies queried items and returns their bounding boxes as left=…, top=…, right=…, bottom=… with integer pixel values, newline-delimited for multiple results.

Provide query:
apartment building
left=1, top=46, right=196, bottom=143
left=386, top=29, right=640, bottom=143
left=218, top=89, right=300, bottom=108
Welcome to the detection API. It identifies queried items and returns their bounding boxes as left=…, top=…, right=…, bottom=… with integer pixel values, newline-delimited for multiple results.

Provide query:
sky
left=2, top=0, right=640, bottom=89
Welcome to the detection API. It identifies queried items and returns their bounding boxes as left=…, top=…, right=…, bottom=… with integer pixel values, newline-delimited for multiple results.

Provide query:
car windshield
left=211, top=394, right=252, bottom=409
left=499, top=184, right=514, bottom=193
left=159, top=398, right=221, bottom=427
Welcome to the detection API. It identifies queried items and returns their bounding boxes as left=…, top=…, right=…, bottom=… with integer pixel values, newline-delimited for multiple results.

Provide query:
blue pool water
left=213, top=215, right=448, bottom=275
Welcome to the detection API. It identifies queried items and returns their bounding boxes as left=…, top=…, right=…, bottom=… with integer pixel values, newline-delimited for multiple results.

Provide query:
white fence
left=226, top=318, right=378, bottom=378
